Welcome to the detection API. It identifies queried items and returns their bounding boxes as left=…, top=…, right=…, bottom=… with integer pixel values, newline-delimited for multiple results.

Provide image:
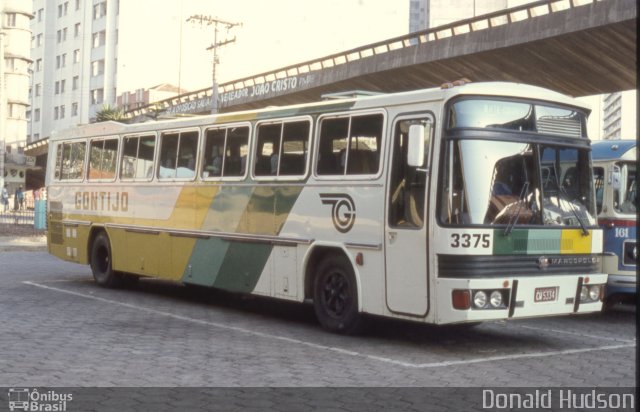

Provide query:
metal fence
left=0, top=198, right=46, bottom=233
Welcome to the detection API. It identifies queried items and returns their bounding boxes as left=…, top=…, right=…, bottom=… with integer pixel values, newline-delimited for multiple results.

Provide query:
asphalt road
left=0, top=250, right=636, bottom=411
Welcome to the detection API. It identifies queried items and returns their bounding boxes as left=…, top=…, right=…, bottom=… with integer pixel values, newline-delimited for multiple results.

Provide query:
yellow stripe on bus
left=560, top=229, right=592, bottom=254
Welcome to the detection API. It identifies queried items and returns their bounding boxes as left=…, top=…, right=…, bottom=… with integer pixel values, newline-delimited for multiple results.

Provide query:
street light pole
left=186, top=15, right=241, bottom=114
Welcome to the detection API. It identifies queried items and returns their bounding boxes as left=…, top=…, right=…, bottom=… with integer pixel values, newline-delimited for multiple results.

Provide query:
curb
left=0, top=245, right=48, bottom=252
left=0, top=236, right=47, bottom=252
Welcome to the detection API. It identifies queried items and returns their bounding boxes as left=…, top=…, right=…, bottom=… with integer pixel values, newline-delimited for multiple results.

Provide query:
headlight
left=589, top=285, right=601, bottom=301
left=473, top=291, right=487, bottom=308
left=633, top=245, right=637, bottom=260
left=490, top=291, right=503, bottom=308
left=580, top=286, right=589, bottom=301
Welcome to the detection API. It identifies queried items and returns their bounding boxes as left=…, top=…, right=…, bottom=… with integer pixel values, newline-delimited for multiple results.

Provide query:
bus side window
left=347, top=114, right=382, bottom=175
left=120, top=136, right=138, bottom=179
left=317, top=118, right=348, bottom=175
left=224, top=126, right=249, bottom=177
left=388, top=118, right=429, bottom=228
left=255, top=124, right=281, bottom=176
left=159, top=130, right=199, bottom=179
left=202, top=128, right=226, bottom=178
left=176, top=131, right=198, bottom=178
left=279, top=121, right=310, bottom=176
left=159, top=132, right=179, bottom=179
left=317, top=114, right=382, bottom=176
left=60, top=141, right=86, bottom=180
left=54, top=143, right=63, bottom=180
left=202, top=126, right=249, bottom=179
left=88, top=138, right=118, bottom=181
left=121, top=134, right=156, bottom=180
left=137, top=135, right=156, bottom=180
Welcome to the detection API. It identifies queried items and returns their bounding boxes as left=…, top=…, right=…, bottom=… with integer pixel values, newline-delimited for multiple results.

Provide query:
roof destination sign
left=163, top=73, right=316, bottom=115
left=219, top=73, right=316, bottom=107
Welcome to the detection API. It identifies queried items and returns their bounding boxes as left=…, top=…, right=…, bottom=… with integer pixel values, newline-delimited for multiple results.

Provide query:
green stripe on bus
left=493, top=229, right=528, bottom=254
left=212, top=242, right=273, bottom=292
left=181, top=184, right=303, bottom=291
left=182, top=238, right=231, bottom=286
left=526, top=229, right=562, bottom=254
left=181, top=237, right=272, bottom=292
left=493, top=229, right=564, bottom=254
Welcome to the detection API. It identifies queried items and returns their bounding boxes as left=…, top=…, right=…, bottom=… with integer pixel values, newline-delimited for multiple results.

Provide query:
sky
left=118, top=0, right=409, bottom=92
left=115, top=0, right=629, bottom=139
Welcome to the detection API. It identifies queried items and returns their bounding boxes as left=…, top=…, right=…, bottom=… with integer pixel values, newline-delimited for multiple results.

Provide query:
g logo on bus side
left=320, top=193, right=356, bottom=233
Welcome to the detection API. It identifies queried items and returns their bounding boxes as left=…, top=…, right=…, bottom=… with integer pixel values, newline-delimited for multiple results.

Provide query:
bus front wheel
left=313, top=255, right=363, bottom=334
left=90, top=232, right=121, bottom=288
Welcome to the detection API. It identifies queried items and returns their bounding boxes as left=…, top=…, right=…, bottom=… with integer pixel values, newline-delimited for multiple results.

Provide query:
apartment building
left=409, top=0, right=512, bottom=32
left=1, top=0, right=33, bottom=191
left=29, top=0, right=118, bottom=144
left=602, top=91, right=637, bottom=140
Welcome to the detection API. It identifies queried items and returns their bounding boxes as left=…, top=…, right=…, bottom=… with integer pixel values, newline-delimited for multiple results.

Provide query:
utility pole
left=186, top=14, right=241, bottom=114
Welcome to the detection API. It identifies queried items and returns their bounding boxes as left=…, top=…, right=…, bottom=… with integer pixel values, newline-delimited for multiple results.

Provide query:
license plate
left=534, top=287, right=558, bottom=302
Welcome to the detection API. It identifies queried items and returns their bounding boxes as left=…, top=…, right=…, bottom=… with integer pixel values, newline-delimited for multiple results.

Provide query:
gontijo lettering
left=75, top=191, right=129, bottom=212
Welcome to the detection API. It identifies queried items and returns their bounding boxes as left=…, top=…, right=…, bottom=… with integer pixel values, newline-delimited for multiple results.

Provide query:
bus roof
left=50, top=82, right=590, bottom=141
left=591, top=140, right=637, bottom=161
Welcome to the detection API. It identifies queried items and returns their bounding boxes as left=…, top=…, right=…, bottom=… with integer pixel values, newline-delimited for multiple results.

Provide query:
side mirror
left=407, top=124, right=426, bottom=167
left=610, top=165, right=621, bottom=190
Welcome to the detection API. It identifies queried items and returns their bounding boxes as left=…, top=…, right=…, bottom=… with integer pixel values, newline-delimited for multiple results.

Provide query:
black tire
left=313, top=254, right=363, bottom=334
left=90, top=232, right=122, bottom=288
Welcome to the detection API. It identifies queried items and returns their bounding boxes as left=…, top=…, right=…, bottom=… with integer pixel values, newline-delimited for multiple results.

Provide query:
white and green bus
left=46, top=82, right=606, bottom=333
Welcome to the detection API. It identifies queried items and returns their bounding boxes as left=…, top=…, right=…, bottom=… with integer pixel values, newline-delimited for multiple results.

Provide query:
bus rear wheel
left=90, top=232, right=122, bottom=288
left=313, top=255, right=363, bottom=334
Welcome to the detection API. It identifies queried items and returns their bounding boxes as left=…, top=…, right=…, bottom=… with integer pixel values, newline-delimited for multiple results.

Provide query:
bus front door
left=384, top=116, right=431, bottom=316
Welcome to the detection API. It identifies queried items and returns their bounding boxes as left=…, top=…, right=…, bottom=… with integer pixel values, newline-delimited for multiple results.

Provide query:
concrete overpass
left=124, top=0, right=637, bottom=119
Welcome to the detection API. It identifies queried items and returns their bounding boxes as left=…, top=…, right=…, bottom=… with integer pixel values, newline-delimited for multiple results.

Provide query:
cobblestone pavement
left=0, top=251, right=636, bottom=410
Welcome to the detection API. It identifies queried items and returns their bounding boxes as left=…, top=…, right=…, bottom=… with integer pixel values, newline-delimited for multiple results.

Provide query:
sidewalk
left=0, top=235, right=47, bottom=252
left=0, top=223, right=47, bottom=252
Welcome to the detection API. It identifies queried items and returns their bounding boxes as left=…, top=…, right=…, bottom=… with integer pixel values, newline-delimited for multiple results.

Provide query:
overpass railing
left=125, top=0, right=603, bottom=119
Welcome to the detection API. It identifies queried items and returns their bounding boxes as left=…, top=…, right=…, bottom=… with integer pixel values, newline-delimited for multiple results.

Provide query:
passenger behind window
left=222, top=143, right=242, bottom=176
left=270, top=140, right=280, bottom=175
left=211, top=146, right=223, bottom=176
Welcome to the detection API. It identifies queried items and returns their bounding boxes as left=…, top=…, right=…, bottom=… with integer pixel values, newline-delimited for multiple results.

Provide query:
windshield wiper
left=504, top=182, right=529, bottom=236
left=550, top=153, right=589, bottom=236
left=558, top=186, right=590, bottom=236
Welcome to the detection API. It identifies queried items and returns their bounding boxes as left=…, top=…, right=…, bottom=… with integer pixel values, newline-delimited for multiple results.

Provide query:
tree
left=95, top=104, right=125, bottom=122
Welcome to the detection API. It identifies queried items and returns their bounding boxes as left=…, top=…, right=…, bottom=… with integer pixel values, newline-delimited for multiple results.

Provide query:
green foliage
left=95, top=105, right=125, bottom=122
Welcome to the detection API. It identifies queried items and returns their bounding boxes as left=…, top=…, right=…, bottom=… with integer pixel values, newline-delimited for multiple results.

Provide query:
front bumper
left=435, top=274, right=608, bottom=324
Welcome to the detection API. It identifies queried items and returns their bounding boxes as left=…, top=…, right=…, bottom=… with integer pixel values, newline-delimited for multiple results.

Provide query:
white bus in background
left=46, top=81, right=606, bottom=333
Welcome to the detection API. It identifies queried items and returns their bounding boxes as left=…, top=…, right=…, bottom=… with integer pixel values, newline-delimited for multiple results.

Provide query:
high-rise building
left=28, top=1, right=199, bottom=142
left=29, top=0, right=118, bottom=143
left=1, top=1, right=34, bottom=191
left=409, top=0, right=536, bottom=32
left=602, top=91, right=637, bottom=140
left=409, top=0, right=429, bottom=33
left=409, top=0, right=512, bottom=32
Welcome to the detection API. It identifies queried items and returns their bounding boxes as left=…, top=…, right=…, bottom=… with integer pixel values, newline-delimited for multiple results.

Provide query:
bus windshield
left=440, top=139, right=596, bottom=227
left=448, top=99, right=585, bottom=137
